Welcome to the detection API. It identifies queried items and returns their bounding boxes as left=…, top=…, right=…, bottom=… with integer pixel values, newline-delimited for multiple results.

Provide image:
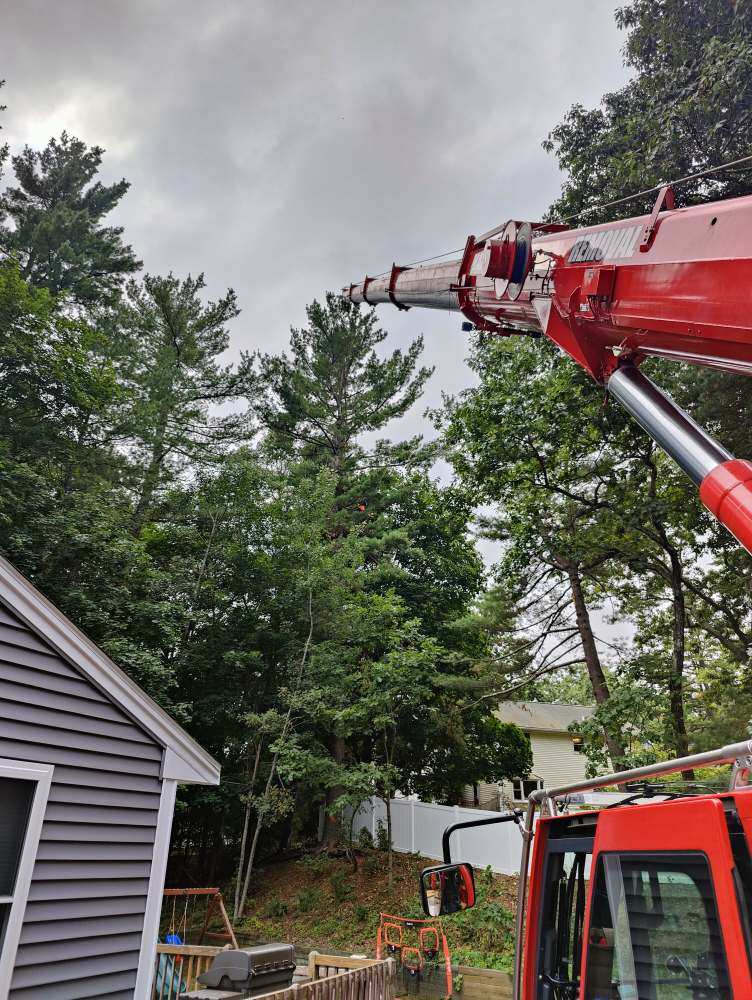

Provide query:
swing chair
left=376, top=913, right=452, bottom=996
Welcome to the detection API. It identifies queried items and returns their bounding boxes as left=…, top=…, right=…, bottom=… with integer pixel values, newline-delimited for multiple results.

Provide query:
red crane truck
left=345, top=183, right=752, bottom=999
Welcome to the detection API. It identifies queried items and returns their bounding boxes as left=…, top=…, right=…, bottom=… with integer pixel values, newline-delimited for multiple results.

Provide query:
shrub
left=264, top=898, right=289, bottom=919
left=297, top=887, right=323, bottom=913
left=375, top=820, right=390, bottom=853
left=353, top=903, right=370, bottom=922
left=300, top=854, right=329, bottom=879
left=330, top=870, right=354, bottom=905
left=357, top=827, right=374, bottom=851
left=363, top=853, right=380, bottom=876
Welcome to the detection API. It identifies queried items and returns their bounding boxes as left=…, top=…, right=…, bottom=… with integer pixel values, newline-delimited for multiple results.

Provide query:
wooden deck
left=154, top=943, right=511, bottom=998
left=154, top=945, right=395, bottom=999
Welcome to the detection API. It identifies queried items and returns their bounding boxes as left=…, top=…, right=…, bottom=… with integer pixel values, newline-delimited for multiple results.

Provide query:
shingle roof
left=495, top=700, right=594, bottom=733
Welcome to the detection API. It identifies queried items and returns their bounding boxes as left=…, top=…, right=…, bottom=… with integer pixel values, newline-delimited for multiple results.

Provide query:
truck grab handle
left=442, top=810, right=523, bottom=863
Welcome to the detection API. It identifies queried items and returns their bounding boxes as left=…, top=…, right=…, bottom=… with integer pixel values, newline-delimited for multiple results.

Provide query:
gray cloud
left=1, top=0, right=630, bottom=497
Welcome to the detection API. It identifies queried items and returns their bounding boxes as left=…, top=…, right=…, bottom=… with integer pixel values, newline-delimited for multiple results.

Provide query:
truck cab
left=421, top=740, right=752, bottom=999
left=527, top=791, right=752, bottom=999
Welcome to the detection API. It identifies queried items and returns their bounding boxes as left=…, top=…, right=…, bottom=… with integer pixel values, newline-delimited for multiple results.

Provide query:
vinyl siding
left=460, top=781, right=500, bottom=809
left=500, top=730, right=589, bottom=801
left=528, top=731, right=589, bottom=787
left=0, top=601, right=162, bottom=999
left=464, top=731, right=590, bottom=807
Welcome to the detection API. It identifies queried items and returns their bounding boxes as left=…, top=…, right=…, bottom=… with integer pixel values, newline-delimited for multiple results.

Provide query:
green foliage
left=264, top=898, right=289, bottom=919
left=329, top=870, right=354, bottom=906
left=0, top=132, right=140, bottom=304
left=363, top=853, right=381, bottom=877
left=449, top=869, right=515, bottom=970
left=356, top=827, right=374, bottom=851
left=300, top=855, right=329, bottom=880
left=375, top=821, right=390, bottom=853
left=438, top=326, right=752, bottom=767
left=108, top=272, right=251, bottom=535
left=296, top=887, right=323, bottom=913
left=544, top=1, right=752, bottom=225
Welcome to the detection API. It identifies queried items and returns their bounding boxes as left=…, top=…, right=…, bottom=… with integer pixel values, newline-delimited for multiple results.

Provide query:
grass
left=236, top=850, right=517, bottom=971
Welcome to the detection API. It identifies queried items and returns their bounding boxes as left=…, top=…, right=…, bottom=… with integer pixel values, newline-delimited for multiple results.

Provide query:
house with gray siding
left=0, top=555, right=220, bottom=999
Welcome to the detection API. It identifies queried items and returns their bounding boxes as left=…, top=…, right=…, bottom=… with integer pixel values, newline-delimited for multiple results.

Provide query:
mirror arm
left=442, top=811, right=523, bottom=863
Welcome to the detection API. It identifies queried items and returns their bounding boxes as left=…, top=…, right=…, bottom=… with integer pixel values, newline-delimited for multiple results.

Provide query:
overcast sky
left=2, top=1, right=632, bottom=391
left=1, top=1, right=632, bottom=573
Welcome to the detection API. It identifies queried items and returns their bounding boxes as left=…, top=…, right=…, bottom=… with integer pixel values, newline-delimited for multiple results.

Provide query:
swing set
left=161, top=888, right=238, bottom=948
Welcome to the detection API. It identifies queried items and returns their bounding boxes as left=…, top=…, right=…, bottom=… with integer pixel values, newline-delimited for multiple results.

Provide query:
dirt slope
left=236, top=850, right=517, bottom=971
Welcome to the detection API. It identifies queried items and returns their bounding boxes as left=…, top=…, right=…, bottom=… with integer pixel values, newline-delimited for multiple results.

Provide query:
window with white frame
left=0, top=760, right=53, bottom=995
left=511, top=777, right=544, bottom=801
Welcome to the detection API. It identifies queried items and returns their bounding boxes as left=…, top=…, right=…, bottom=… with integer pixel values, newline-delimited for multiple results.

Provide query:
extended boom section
left=345, top=189, right=752, bottom=553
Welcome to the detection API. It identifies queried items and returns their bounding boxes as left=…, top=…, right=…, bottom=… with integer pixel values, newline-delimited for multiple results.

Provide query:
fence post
left=410, top=799, right=416, bottom=854
left=453, top=804, right=462, bottom=860
left=371, top=796, right=377, bottom=843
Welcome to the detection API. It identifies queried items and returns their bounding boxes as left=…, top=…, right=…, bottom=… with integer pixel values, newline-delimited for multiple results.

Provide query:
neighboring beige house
left=463, top=701, right=596, bottom=809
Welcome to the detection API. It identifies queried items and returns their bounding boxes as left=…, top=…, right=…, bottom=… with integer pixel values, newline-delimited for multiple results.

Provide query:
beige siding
left=500, top=731, right=589, bottom=801
left=529, top=731, right=589, bottom=786
left=465, top=731, right=591, bottom=807
left=460, top=781, right=500, bottom=809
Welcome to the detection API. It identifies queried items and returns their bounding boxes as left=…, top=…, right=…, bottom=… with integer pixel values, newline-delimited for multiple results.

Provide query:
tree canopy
left=0, top=123, right=527, bottom=890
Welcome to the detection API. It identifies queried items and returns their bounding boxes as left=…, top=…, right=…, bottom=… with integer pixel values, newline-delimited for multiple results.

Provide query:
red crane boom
left=345, top=187, right=752, bottom=554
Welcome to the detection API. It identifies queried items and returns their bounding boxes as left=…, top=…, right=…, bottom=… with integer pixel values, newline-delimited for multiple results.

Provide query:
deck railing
left=308, top=952, right=380, bottom=979
left=154, top=945, right=394, bottom=1000
left=279, top=960, right=394, bottom=1000
left=154, top=943, right=222, bottom=998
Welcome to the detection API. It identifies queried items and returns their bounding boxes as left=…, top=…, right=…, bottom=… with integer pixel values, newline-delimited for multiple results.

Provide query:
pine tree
left=0, top=81, right=7, bottom=186
left=109, top=272, right=252, bottom=535
left=0, top=132, right=140, bottom=304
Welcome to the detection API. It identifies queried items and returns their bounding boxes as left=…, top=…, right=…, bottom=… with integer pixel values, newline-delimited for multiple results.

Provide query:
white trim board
left=0, top=556, right=219, bottom=787
left=0, top=757, right=54, bottom=998
left=134, top=778, right=177, bottom=1000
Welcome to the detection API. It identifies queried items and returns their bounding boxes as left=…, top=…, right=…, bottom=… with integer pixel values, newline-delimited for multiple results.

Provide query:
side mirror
left=419, top=863, right=476, bottom=916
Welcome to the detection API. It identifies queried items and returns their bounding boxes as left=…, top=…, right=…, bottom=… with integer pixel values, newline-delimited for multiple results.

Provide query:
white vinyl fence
left=351, top=797, right=524, bottom=875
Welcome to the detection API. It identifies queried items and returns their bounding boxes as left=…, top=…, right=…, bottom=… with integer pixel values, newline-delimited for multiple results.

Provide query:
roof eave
left=0, top=557, right=221, bottom=787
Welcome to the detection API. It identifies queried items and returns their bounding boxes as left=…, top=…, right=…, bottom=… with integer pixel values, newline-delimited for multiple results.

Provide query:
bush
left=300, top=854, right=329, bottom=879
left=297, top=887, right=323, bottom=913
left=375, top=820, right=390, bottom=853
left=329, top=870, right=354, bottom=905
left=454, top=899, right=514, bottom=953
left=357, top=827, right=374, bottom=850
left=264, top=898, right=289, bottom=919
left=353, top=903, right=370, bottom=922
left=363, top=853, right=381, bottom=876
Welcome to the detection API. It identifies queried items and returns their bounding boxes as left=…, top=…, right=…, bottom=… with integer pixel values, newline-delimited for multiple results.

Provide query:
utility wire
left=556, top=151, right=752, bottom=225
left=362, top=152, right=752, bottom=281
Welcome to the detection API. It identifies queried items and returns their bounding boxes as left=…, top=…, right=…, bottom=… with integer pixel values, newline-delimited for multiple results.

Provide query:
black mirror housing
left=420, top=862, right=476, bottom=916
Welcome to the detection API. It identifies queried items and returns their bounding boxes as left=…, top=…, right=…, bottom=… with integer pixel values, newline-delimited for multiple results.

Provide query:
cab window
left=538, top=846, right=590, bottom=999
left=584, top=852, right=730, bottom=1000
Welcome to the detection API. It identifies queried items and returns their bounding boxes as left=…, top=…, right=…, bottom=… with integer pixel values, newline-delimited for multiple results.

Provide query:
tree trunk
left=567, top=564, right=627, bottom=767
left=323, top=735, right=347, bottom=848
left=646, top=455, right=694, bottom=779
left=666, top=546, right=694, bottom=780
left=234, top=740, right=263, bottom=918
left=234, top=798, right=252, bottom=919
left=384, top=793, right=393, bottom=891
